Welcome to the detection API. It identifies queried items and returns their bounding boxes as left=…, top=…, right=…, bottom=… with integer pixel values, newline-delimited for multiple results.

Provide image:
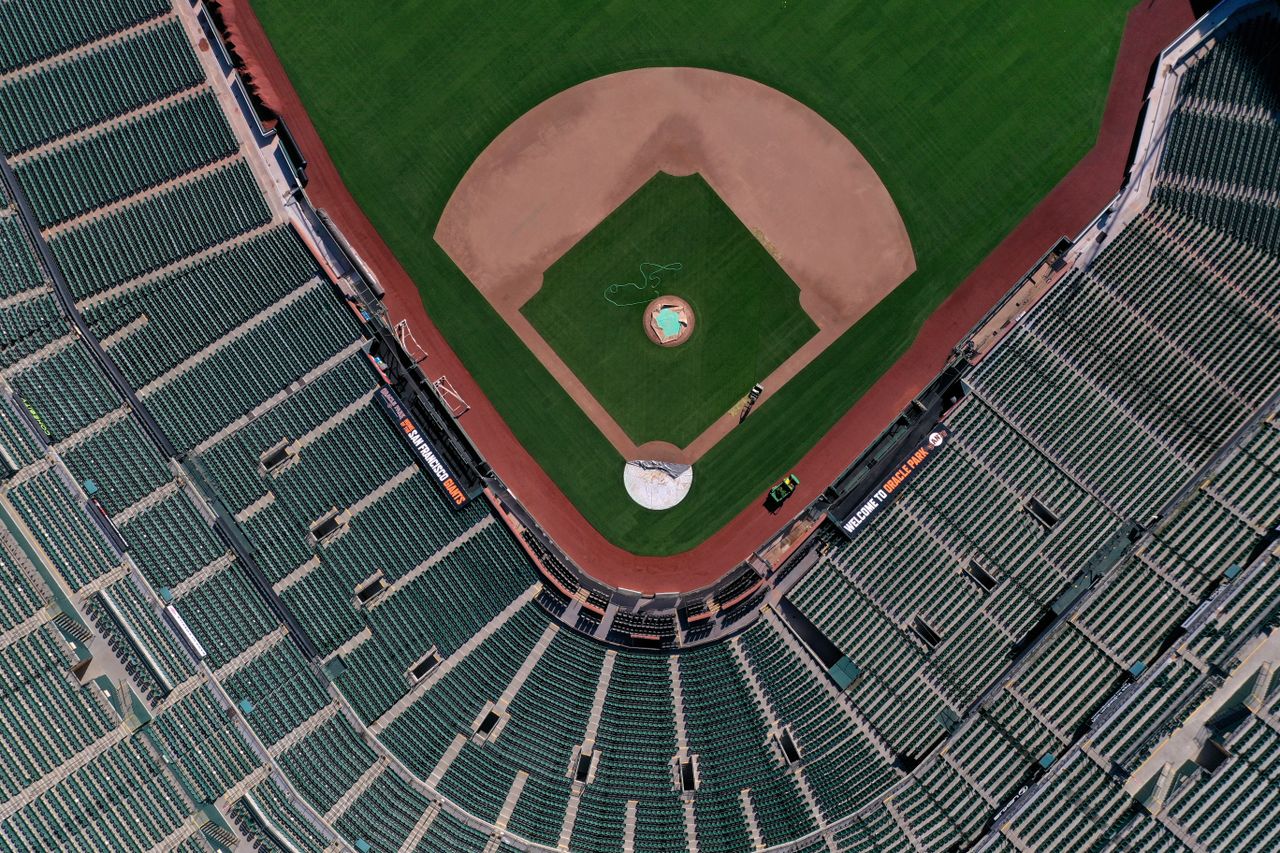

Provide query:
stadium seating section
left=0, top=3, right=1275, bottom=852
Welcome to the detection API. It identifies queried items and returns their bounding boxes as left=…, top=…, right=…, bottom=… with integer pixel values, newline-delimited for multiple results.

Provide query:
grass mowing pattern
left=255, top=0, right=1128, bottom=555
left=523, top=173, right=817, bottom=448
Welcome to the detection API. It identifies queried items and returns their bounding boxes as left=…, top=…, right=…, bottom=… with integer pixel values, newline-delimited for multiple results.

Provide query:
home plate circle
left=624, top=460, right=693, bottom=510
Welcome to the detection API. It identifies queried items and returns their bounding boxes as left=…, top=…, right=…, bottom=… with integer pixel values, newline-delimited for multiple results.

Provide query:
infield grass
left=522, top=173, right=817, bottom=448
left=256, top=0, right=1130, bottom=555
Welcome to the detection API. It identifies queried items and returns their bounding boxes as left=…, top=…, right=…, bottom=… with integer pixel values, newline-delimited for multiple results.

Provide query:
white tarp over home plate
left=624, top=460, right=693, bottom=510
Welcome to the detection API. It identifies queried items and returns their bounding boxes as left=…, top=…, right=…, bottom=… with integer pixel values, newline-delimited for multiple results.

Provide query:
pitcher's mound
left=645, top=295, right=694, bottom=346
left=624, top=460, right=693, bottom=510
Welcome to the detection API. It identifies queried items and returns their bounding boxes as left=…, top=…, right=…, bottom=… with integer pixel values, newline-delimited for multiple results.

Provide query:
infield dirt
left=435, top=67, right=915, bottom=463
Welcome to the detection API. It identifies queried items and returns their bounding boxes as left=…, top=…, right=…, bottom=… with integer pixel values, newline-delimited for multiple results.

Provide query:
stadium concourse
left=0, top=4, right=1277, bottom=853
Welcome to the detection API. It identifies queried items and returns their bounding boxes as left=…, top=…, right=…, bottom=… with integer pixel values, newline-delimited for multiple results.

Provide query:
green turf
left=255, top=0, right=1130, bottom=555
left=522, top=173, right=817, bottom=447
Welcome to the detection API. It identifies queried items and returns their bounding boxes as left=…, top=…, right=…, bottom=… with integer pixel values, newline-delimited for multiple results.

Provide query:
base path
left=225, top=0, right=1194, bottom=593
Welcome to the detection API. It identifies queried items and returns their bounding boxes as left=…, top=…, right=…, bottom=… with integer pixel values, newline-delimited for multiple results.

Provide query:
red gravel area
left=225, top=0, right=1193, bottom=593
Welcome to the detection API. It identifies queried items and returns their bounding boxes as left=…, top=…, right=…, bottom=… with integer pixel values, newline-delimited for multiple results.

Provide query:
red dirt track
left=225, top=0, right=1193, bottom=593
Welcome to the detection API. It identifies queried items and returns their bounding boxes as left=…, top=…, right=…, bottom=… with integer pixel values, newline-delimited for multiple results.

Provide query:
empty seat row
left=118, top=488, right=227, bottom=591
left=0, top=735, right=192, bottom=851
left=9, top=339, right=122, bottom=439
left=51, top=158, right=270, bottom=300
left=225, top=640, right=330, bottom=749
left=195, top=349, right=376, bottom=513
left=0, top=545, right=44, bottom=634
left=18, top=87, right=239, bottom=228
left=232, top=776, right=334, bottom=853
left=148, top=685, right=259, bottom=802
left=0, top=20, right=204, bottom=157
left=142, top=282, right=359, bottom=452
left=91, top=225, right=321, bottom=387
left=0, top=0, right=169, bottom=77
left=0, top=291, right=65, bottom=373
left=0, top=214, right=45, bottom=299
left=177, top=563, right=279, bottom=670
left=277, top=714, right=377, bottom=814
left=58, top=412, right=171, bottom=517
left=8, top=467, right=118, bottom=590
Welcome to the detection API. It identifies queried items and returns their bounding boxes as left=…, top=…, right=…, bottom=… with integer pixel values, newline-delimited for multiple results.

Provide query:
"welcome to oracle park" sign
left=374, top=385, right=470, bottom=508
left=833, top=426, right=949, bottom=537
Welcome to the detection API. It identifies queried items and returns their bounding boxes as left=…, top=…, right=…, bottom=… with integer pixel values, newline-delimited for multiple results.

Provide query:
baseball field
left=254, top=0, right=1130, bottom=555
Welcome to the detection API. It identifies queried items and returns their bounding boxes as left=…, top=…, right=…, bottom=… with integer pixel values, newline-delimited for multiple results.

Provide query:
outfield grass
left=523, top=173, right=816, bottom=447
left=256, top=0, right=1130, bottom=555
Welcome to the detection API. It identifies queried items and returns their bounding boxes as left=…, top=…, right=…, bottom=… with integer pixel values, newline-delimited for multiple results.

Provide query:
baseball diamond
left=437, top=67, right=914, bottom=461
left=249, top=0, right=1147, bottom=555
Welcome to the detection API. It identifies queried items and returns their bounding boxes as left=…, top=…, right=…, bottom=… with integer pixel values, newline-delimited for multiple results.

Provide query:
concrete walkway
left=323, top=757, right=387, bottom=824
left=1124, top=628, right=1280, bottom=797
left=369, top=584, right=538, bottom=735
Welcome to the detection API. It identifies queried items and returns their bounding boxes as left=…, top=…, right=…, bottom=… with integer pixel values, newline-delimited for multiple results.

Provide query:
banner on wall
left=830, top=426, right=950, bottom=538
left=374, top=385, right=470, bottom=508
